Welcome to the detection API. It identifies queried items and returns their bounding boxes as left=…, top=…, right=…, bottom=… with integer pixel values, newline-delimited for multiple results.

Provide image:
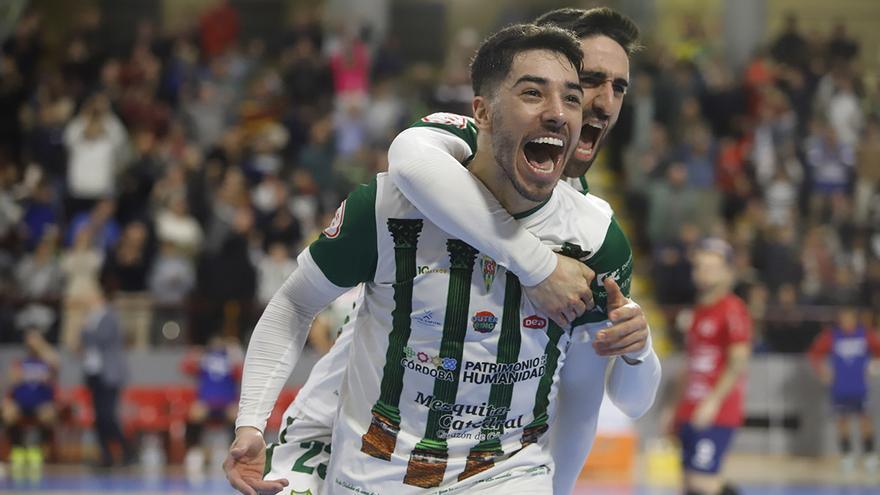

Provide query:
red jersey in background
left=675, top=293, right=752, bottom=427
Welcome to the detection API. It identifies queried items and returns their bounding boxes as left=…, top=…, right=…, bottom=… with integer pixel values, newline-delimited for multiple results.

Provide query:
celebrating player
left=229, top=8, right=659, bottom=495
left=226, top=22, right=659, bottom=495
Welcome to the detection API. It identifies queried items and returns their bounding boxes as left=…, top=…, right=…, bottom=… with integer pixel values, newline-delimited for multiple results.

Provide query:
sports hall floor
left=0, top=454, right=877, bottom=494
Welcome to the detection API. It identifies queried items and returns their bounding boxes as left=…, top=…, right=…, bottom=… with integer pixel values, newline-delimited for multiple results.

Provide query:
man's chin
left=563, top=158, right=594, bottom=178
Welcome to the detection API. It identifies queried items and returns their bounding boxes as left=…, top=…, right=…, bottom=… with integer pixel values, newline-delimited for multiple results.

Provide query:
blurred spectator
left=771, top=13, right=809, bottom=69
left=155, top=194, right=204, bottom=255
left=0, top=164, right=24, bottom=243
left=364, top=77, right=407, bottom=145
left=752, top=225, right=803, bottom=292
left=328, top=28, right=370, bottom=106
left=66, top=199, right=120, bottom=252
left=2, top=329, right=59, bottom=478
left=77, top=282, right=135, bottom=468
left=804, top=119, right=855, bottom=219
left=62, top=94, right=129, bottom=216
left=827, top=22, right=860, bottom=65
left=101, top=221, right=153, bottom=348
left=647, top=163, right=718, bottom=246
left=255, top=241, right=297, bottom=307
left=60, top=228, right=103, bottom=350
left=197, top=207, right=256, bottom=343
left=808, top=306, right=880, bottom=472
left=180, top=335, right=243, bottom=476
left=280, top=37, right=333, bottom=109
left=116, top=128, right=163, bottom=224
left=183, top=80, right=231, bottom=150
left=149, top=242, right=195, bottom=345
left=199, top=0, right=240, bottom=59
left=20, top=179, right=60, bottom=252
left=15, top=227, right=62, bottom=331
left=763, top=283, right=821, bottom=352
left=828, top=76, right=864, bottom=147
left=855, top=117, right=880, bottom=226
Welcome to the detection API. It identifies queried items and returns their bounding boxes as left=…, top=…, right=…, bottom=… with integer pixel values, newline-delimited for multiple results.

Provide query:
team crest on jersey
left=522, top=315, right=547, bottom=330
left=472, top=311, right=498, bottom=333
left=480, top=255, right=497, bottom=293
left=323, top=200, right=346, bottom=239
left=420, top=112, right=469, bottom=129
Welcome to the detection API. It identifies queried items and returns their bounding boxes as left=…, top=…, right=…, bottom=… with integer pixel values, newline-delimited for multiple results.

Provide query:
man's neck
left=467, top=147, right=543, bottom=217
left=698, top=287, right=729, bottom=306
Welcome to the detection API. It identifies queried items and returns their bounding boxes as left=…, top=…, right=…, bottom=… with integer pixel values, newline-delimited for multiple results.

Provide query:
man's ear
left=472, top=95, right=491, bottom=131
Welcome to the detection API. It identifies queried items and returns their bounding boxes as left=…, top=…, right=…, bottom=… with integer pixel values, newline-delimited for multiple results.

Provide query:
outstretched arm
left=388, top=123, right=594, bottom=325
left=227, top=250, right=345, bottom=495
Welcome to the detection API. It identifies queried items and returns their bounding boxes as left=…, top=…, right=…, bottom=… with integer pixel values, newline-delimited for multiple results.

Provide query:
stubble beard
left=491, top=111, right=549, bottom=203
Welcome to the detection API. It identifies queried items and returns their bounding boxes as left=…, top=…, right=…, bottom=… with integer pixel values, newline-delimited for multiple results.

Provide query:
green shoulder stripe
left=309, top=178, right=378, bottom=286
left=410, top=113, right=478, bottom=161
left=571, top=217, right=633, bottom=326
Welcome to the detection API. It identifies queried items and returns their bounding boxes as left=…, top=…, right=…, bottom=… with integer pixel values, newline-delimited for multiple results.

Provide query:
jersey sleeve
left=409, top=112, right=478, bottom=159
left=309, top=178, right=378, bottom=287
left=570, top=217, right=633, bottom=326
left=724, top=297, right=752, bottom=345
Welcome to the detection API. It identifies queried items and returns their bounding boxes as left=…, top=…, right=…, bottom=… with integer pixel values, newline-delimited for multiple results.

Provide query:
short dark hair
left=470, top=23, right=583, bottom=97
left=535, top=7, right=642, bottom=56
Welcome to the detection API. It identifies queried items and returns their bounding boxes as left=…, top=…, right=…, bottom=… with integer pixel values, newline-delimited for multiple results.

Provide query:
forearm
left=388, top=127, right=556, bottom=286
left=606, top=332, right=662, bottom=418
left=235, top=250, right=346, bottom=432
left=550, top=334, right=608, bottom=494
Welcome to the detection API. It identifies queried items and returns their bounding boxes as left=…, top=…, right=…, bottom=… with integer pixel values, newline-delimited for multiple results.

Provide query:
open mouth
left=575, top=121, right=605, bottom=162
left=523, top=136, right=565, bottom=174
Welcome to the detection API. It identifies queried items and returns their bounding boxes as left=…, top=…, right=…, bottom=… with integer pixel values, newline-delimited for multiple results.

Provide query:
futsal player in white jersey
left=253, top=8, right=655, bottom=495
left=227, top=10, right=653, bottom=493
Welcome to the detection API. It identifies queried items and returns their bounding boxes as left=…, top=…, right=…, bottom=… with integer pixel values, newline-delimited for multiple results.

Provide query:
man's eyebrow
left=515, top=75, right=584, bottom=94
left=566, top=81, right=584, bottom=95
left=514, top=75, right=549, bottom=87
left=580, top=70, right=630, bottom=88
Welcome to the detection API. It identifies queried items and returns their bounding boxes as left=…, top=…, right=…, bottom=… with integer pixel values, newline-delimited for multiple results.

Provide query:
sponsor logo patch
left=472, top=311, right=498, bottom=334
left=522, top=315, right=547, bottom=330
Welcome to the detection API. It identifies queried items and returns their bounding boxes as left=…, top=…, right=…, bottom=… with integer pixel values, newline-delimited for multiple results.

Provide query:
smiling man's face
left=488, top=48, right=584, bottom=203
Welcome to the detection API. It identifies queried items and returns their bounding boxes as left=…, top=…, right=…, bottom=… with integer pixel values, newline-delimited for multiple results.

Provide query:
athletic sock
left=840, top=436, right=852, bottom=454
left=185, top=421, right=204, bottom=448
left=864, top=436, right=875, bottom=454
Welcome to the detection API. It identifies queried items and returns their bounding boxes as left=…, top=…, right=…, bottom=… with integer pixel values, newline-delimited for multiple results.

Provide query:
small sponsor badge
left=522, top=315, right=547, bottom=330
left=480, top=255, right=497, bottom=294
left=472, top=311, right=498, bottom=333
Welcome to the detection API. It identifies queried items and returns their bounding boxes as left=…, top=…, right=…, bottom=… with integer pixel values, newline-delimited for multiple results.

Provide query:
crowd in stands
left=0, top=4, right=877, bottom=355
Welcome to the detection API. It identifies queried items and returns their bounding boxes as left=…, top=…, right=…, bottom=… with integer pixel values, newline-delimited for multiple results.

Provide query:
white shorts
left=264, top=412, right=333, bottom=495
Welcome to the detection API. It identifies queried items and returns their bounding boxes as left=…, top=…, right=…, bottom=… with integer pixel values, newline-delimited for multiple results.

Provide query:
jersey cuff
left=623, top=332, right=654, bottom=363
left=234, top=416, right=265, bottom=434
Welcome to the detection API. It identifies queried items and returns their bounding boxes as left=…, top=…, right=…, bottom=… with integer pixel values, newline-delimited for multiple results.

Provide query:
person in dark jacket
left=78, top=281, right=135, bottom=467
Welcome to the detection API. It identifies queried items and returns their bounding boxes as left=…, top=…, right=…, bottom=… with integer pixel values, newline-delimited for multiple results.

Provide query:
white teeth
left=529, top=136, right=564, bottom=147
left=586, top=122, right=605, bottom=130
